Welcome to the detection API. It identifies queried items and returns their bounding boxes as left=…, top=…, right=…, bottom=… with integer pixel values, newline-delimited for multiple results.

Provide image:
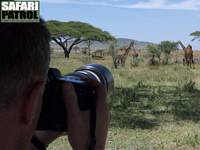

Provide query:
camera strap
left=88, top=101, right=97, bottom=150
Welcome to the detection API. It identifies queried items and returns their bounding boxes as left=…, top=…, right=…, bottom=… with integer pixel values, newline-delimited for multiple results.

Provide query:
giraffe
left=129, top=44, right=139, bottom=58
left=178, top=40, right=194, bottom=68
left=115, top=41, right=134, bottom=67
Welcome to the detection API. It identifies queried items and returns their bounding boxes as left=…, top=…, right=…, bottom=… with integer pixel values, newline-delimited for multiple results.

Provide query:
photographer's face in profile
left=0, top=20, right=50, bottom=150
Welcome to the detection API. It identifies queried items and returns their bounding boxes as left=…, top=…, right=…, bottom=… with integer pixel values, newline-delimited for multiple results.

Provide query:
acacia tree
left=47, top=20, right=114, bottom=58
left=85, top=40, right=94, bottom=55
left=190, top=31, right=200, bottom=41
left=158, top=41, right=178, bottom=64
left=146, top=45, right=161, bottom=64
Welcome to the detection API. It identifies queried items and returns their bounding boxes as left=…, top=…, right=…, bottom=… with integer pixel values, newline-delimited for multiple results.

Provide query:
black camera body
left=37, top=64, right=114, bottom=131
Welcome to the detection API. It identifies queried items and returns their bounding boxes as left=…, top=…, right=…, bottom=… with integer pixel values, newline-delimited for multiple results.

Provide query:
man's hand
left=30, top=81, right=110, bottom=150
left=62, top=82, right=90, bottom=150
left=62, top=81, right=110, bottom=150
left=92, top=82, right=110, bottom=150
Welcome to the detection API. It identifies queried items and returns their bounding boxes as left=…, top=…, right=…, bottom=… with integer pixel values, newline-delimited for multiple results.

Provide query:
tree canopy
left=190, top=31, right=200, bottom=41
left=147, top=45, right=161, bottom=60
left=158, top=41, right=178, bottom=55
left=158, top=41, right=178, bottom=64
left=146, top=41, right=178, bottom=65
left=47, top=20, right=115, bottom=57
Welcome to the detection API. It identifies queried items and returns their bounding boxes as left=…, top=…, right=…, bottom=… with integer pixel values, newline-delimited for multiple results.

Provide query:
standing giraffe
left=115, top=41, right=134, bottom=67
left=129, top=44, right=139, bottom=58
left=178, top=40, right=194, bottom=68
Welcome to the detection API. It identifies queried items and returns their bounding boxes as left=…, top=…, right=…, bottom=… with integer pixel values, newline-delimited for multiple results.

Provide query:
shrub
left=109, top=43, right=118, bottom=68
left=131, top=57, right=140, bottom=67
left=177, top=80, right=196, bottom=92
left=182, top=80, right=196, bottom=92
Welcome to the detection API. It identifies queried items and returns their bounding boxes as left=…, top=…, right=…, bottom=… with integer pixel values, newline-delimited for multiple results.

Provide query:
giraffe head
left=188, top=44, right=192, bottom=50
left=130, top=41, right=134, bottom=47
left=127, top=41, right=134, bottom=50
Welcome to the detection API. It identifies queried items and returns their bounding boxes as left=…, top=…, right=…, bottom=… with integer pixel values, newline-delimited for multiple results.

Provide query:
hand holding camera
left=36, top=64, right=114, bottom=149
left=63, top=80, right=109, bottom=150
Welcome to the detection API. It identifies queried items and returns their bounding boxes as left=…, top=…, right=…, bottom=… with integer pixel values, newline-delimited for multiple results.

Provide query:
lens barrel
left=74, top=64, right=114, bottom=93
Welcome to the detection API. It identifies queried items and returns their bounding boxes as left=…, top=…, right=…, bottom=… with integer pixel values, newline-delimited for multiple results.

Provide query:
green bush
left=182, top=80, right=196, bottom=92
left=131, top=57, right=140, bottom=67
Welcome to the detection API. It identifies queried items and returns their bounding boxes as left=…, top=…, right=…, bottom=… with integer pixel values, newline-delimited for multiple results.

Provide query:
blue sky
left=40, top=0, right=200, bottom=49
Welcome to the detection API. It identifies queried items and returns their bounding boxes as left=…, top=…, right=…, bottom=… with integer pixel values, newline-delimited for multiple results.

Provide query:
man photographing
left=0, top=19, right=110, bottom=150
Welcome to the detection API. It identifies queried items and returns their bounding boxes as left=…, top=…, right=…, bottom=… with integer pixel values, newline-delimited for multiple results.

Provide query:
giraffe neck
left=179, top=41, right=186, bottom=50
left=122, top=42, right=133, bottom=56
left=133, top=47, right=136, bottom=52
left=125, top=47, right=131, bottom=55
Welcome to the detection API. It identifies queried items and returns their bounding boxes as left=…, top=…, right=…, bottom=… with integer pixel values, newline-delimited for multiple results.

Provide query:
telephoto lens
left=37, top=64, right=114, bottom=131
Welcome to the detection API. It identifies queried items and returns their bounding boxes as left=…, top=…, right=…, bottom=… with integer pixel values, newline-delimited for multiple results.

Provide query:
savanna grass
left=48, top=51, right=200, bottom=150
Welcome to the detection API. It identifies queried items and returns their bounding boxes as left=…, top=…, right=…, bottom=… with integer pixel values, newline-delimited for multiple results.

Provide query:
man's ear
left=21, top=81, right=45, bottom=126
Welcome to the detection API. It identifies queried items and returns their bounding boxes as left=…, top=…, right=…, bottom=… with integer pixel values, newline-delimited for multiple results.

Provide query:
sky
left=40, top=0, right=200, bottom=49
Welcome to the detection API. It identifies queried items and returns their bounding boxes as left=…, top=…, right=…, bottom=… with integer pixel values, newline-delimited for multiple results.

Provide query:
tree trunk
left=86, top=40, right=93, bottom=56
left=88, top=41, right=91, bottom=56
left=53, top=38, right=69, bottom=58
left=53, top=37, right=86, bottom=58
left=64, top=52, right=70, bottom=58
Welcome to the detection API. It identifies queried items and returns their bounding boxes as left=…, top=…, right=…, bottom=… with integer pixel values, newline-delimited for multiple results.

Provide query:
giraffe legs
left=114, top=55, right=127, bottom=68
left=183, top=58, right=186, bottom=66
left=191, top=58, right=195, bottom=69
left=185, top=58, right=195, bottom=69
left=121, top=57, right=126, bottom=67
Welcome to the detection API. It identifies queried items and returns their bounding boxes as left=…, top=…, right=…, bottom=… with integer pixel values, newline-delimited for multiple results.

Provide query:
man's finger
left=62, top=82, right=79, bottom=113
left=62, top=82, right=90, bottom=149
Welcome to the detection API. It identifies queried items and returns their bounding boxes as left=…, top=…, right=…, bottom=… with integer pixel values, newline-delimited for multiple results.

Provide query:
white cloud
left=41, top=0, right=200, bottom=10
left=169, top=0, right=200, bottom=10
left=124, top=0, right=167, bottom=9
left=122, top=0, right=200, bottom=10
left=41, top=0, right=112, bottom=6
